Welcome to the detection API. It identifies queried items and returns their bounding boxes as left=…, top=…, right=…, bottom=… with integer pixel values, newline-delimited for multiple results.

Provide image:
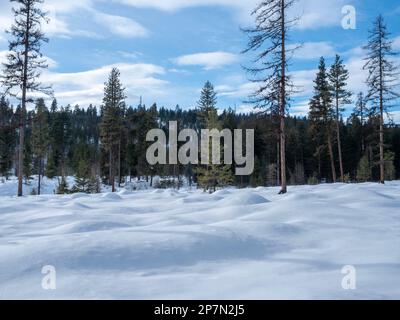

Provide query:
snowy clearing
left=0, top=181, right=399, bottom=299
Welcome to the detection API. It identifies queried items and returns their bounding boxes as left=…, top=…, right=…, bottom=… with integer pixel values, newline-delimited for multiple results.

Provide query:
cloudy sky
left=0, top=0, right=399, bottom=120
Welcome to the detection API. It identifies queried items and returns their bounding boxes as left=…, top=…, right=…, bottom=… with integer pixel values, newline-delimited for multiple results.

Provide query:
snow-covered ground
left=0, top=179, right=399, bottom=299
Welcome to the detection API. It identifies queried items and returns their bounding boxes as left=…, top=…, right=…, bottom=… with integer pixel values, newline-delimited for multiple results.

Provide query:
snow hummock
left=0, top=180, right=399, bottom=299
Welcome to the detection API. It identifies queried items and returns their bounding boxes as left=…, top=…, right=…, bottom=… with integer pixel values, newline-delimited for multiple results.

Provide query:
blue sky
left=0, top=0, right=399, bottom=120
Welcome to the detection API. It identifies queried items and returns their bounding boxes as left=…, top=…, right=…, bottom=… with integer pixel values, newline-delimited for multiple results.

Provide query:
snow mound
left=70, top=193, right=89, bottom=199
left=219, top=191, right=270, bottom=206
left=101, top=193, right=122, bottom=200
left=151, top=189, right=165, bottom=194
left=64, top=221, right=132, bottom=234
left=118, top=189, right=132, bottom=195
left=212, top=189, right=233, bottom=196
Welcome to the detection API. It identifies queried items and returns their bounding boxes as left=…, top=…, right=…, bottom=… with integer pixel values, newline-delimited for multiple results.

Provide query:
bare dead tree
left=363, top=15, right=399, bottom=184
left=242, top=0, right=298, bottom=194
left=1, top=0, right=52, bottom=196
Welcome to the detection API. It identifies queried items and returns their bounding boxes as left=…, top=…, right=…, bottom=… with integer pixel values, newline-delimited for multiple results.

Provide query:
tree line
left=0, top=0, right=399, bottom=196
left=1, top=77, right=399, bottom=194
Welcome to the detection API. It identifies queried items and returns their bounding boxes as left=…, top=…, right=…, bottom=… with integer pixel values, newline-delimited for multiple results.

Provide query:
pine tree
left=49, top=105, right=71, bottom=177
left=196, top=82, right=234, bottom=193
left=31, top=98, right=49, bottom=195
left=87, top=172, right=101, bottom=194
left=352, top=92, right=368, bottom=152
left=46, top=98, right=58, bottom=177
left=56, top=176, right=69, bottom=194
left=1, top=0, right=52, bottom=196
left=197, top=81, right=217, bottom=129
left=329, top=54, right=352, bottom=182
left=45, top=154, right=56, bottom=178
left=23, top=136, right=32, bottom=182
left=72, top=159, right=90, bottom=193
left=0, top=97, right=16, bottom=179
left=357, top=155, right=371, bottom=182
left=242, top=0, right=298, bottom=194
left=309, top=57, right=337, bottom=183
left=384, top=151, right=396, bottom=181
left=363, top=15, right=399, bottom=184
left=99, top=68, right=125, bottom=192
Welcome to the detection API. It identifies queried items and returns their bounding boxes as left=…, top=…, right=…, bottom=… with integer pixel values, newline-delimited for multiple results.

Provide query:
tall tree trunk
left=318, top=147, right=321, bottom=179
left=379, top=37, right=385, bottom=184
left=37, top=157, right=42, bottom=195
left=276, top=139, right=280, bottom=186
left=379, top=99, right=384, bottom=184
left=327, top=131, right=337, bottom=183
left=279, top=0, right=287, bottom=194
left=18, top=107, right=25, bottom=197
left=109, top=148, right=115, bottom=192
left=335, top=96, right=344, bottom=182
left=118, top=140, right=121, bottom=187
left=361, top=105, right=365, bottom=153
left=18, top=4, right=31, bottom=197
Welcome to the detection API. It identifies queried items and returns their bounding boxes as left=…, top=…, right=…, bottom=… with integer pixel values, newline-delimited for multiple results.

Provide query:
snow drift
left=0, top=181, right=399, bottom=299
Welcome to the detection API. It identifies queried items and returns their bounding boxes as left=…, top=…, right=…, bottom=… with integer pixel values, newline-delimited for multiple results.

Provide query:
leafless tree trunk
left=17, top=5, right=31, bottom=197
left=335, top=97, right=344, bottom=182
left=327, top=131, right=337, bottom=183
left=278, top=0, right=287, bottom=194
left=38, top=158, right=42, bottom=195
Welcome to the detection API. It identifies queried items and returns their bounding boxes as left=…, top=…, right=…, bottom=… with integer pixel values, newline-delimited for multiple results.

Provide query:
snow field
left=0, top=181, right=399, bottom=299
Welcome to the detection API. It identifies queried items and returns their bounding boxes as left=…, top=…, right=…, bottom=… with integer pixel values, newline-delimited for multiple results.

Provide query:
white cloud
left=117, top=51, right=143, bottom=59
left=114, top=0, right=350, bottom=29
left=216, top=82, right=257, bottom=98
left=291, top=42, right=336, bottom=60
left=290, top=69, right=317, bottom=97
left=173, top=52, right=238, bottom=70
left=387, top=111, right=400, bottom=123
left=45, top=0, right=93, bottom=13
left=0, top=0, right=146, bottom=40
left=0, top=50, right=58, bottom=70
left=93, top=12, right=149, bottom=38
left=292, top=0, right=351, bottom=30
left=393, top=36, right=400, bottom=51
left=112, top=0, right=254, bottom=11
left=0, top=0, right=354, bottom=43
left=234, top=104, right=263, bottom=114
left=41, top=63, right=168, bottom=107
left=290, top=100, right=310, bottom=117
left=0, top=2, right=13, bottom=39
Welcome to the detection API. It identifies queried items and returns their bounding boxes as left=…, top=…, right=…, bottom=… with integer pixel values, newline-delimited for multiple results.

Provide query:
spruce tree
left=0, top=97, right=16, bottom=179
left=384, top=151, right=396, bottom=181
left=329, top=54, right=352, bottom=182
left=87, top=171, right=101, bottom=194
left=196, top=82, right=234, bottom=193
left=49, top=105, right=71, bottom=177
left=100, top=68, right=125, bottom=192
left=1, top=0, right=52, bottom=196
left=197, top=81, right=217, bottom=129
left=309, top=57, right=337, bottom=182
left=31, top=98, right=49, bottom=195
left=357, top=155, right=371, bottom=182
left=56, top=176, right=69, bottom=194
left=45, top=155, right=56, bottom=178
left=363, top=15, right=399, bottom=184
left=23, top=136, right=32, bottom=183
left=72, top=159, right=90, bottom=193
